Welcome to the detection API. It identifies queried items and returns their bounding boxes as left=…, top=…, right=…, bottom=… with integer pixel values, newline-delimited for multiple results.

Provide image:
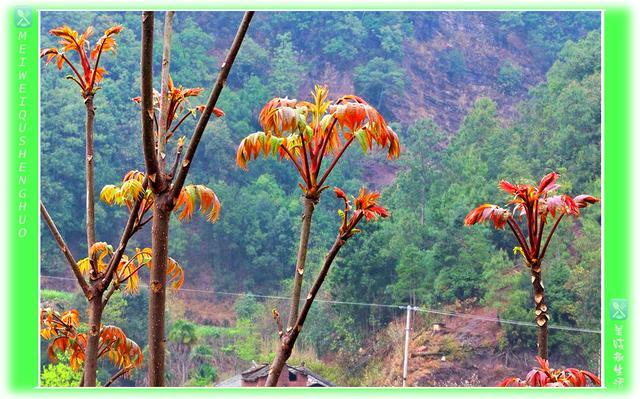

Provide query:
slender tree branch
left=102, top=282, right=119, bottom=308
left=40, top=201, right=92, bottom=298
left=343, top=212, right=365, bottom=239
left=525, top=203, right=535, bottom=248
left=529, top=202, right=535, bottom=247
left=157, top=11, right=175, bottom=170
left=169, top=142, right=184, bottom=180
left=536, top=216, right=546, bottom=258
left=135, top=214, right=154, bottom=232
left=314, top=117, right=338, bottom=172
left=100, top=189, right=145, bottom=289
left=103, top=261, right=148, bottom=307
left=105, top=367, right=132, bottom=387
left=279, top=143, right=309, bottom=187
left=60, top=54, right=86, bottom=88
left=539, top=213, right=564, bottom=260
left=286, top=195, right=316, bottom=330
left=299, top=128, right=312, bottom=185
left=169, top=110, right=193, bottom=135
left=140, top=11, right=162, bottom=191
left=268, top=228, right=351, bottom=386
left=272, top=309, right=284, bottom=338
left=170, top=11, right=255, bottom=200
left=119, top=261, right=148, bottom=285
left=317, top=136, right=355, bottom=187
left=507, top=217, right=532, bottom=262
left=88, top=40, right=106, bottom=92
left=84, top=94, right=97, bottom=269
left=294, top=235, right=345, bottom=330
left=66, top=75, right=85, bottom=90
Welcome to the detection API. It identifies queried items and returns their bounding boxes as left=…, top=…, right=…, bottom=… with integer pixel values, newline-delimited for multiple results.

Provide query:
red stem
left=170, top=110, right=193, bottom=134
left=317, top=136, right=355, bottom=187
left=314, top=117, right=338, bottom=175
left=507, top=217, right=532, bottom=262
left=88, top=39, right=106, bottom=92
left=280, top=144, right=310, bottom=187
left=539, top=213, right=564, bottom=260
left=61, top=55, right=86, bottom=88
left=299, top=130, right=313, bottom=185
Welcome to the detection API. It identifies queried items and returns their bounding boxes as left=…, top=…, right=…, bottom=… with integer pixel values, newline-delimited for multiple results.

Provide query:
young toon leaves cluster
left=39, top=23, right=137, bottom=387
left=129, top=77, right=223, bottom=220
left=464, top=172, right=598, bottom=359
left=100, top=169, right=220, bottom=224
left=40, top=25, right=123, bottom=95
left=236, top=85, right=400, bottom=197
left=499, top=356, right=601, bottom=387
left=132, top=75, right=224, bottom=154
left=40, top=308, right=143, bottom=385
left=266, top=187, right=389, bottom=385
left=76, top=242, right=185, bottom=299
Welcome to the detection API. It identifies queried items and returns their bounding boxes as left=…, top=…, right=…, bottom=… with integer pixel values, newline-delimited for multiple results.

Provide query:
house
left=216, top=363, right=334, bottom=387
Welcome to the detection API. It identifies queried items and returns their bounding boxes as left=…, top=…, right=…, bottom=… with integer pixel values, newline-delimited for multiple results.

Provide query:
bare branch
left=539, top=213, right=564, bottom=260
left=314, top=117, right=338, bottom=171
left=157, top=11, right=175, bottom=170
left=40, top=201, right=91, bottom=299
left=299, top=128, right=312, bottom=184
left=88, top=39, right=106, bottom=93
left=280, top=143, right=308, bottom=186
left=507, top=217, right=533, bottom=263
left=170, top=11, right=255, bottom=200
left=104, top=366, right=132, bottom=387
left=317, top=136, right=355, bottom=187
left=272, top=308, right=284, bottom=338
left=134, top=214, right=153, bottom=233
left=60, top=54, right=86, bottom=88
left=84, top=94, right=97, bottom=264
left=140, top=11, right=161, bottom=191
left=169, top=140, right=184, bottom=180
left=102, top=282, right=119, bottom=308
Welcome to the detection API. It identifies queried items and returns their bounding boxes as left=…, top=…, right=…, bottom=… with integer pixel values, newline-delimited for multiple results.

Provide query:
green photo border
left=6, top=2, right=631, bottom=396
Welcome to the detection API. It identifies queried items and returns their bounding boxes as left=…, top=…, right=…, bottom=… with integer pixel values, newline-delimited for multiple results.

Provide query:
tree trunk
left=84, top=94, right=96, bottom=253
left=266, top=235, right=344, bottom=386
left=530, top=261, right=548, bottom=359
left=286, top=195, right=316, bottom=329
left=147, top=197, right=171, bottom=386
left=82, top=291, right=104, bottom=387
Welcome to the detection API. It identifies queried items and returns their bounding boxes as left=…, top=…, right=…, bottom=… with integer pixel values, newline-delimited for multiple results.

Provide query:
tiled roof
left=216, top=363, right=335, bottom=387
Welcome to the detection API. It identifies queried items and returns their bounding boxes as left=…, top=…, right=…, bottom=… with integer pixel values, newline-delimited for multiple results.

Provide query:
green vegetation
left=40, top=357, right=83, bottom=387
left=39, top=11, right=601, bottom=386
left=497, top=61, right=523, bottom=94
left=437, top=48, right=467, bottom=81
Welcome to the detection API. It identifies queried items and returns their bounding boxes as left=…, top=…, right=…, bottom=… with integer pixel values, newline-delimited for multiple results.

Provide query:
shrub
left=497, top=61, right=523, bottom=94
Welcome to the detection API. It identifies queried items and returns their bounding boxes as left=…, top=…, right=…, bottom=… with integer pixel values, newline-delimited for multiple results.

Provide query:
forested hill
left=40, top=11, right=601, bottom=385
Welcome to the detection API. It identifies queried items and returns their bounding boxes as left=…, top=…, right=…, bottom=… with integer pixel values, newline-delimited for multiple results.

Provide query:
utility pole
left=401, top=305, right=417, bottom=387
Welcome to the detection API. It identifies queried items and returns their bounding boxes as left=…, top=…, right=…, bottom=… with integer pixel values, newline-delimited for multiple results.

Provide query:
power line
left=40, top=275, right=601, bottom=334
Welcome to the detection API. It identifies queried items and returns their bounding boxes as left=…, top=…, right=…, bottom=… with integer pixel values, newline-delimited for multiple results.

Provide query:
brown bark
left=286, top=195, right=317, bottom=329
left=140, top=10, right=254, bottom=386
left=82, top=292, right=104, bottom=387
left=530, top=260, right=549, bottom=359
left=140, top=11, right=161, bottom=191
left=147, top=198, right=171, bottom=386
left=266, top=235, right=345, bottom=386
left=104, top=367, right=131, bottom=387
left=84, top=94, right=96, bottom=259
left=157, top=11, right=175, bottom=169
